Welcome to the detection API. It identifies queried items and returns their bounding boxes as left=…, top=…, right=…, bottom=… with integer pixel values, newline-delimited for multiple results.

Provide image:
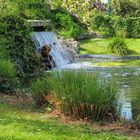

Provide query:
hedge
left=92, top=15, right=140, bottom=38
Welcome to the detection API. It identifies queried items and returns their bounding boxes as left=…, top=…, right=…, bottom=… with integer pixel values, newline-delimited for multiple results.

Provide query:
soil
left=0, top=93, right=140, bottom=137
left=0, top=93, right=33, bottom=107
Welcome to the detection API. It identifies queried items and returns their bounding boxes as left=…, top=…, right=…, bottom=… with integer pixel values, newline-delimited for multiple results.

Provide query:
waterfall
left=32, top=31, right=75, bottom=68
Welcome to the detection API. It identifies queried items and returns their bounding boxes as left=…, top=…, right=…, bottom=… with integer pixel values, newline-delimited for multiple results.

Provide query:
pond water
left=59, top=58, right=140, bottom=120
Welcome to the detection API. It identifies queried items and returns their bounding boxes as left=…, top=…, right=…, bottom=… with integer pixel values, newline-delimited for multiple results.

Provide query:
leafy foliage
left=1, top=15, right=44, bottom=84
left=51, top=8, right=84, bottom=38
left=50, top=0, right=94, bottom=24
left=92, top=14, right=115, bottom=37
left=30, top=77, right=50, bottom=107
left=0, top=0, right=51, bottom=19
left=0, top=38, right=9, bottom=59
left=0, top=60, right=16, bottom=79
left=0, top=59, right=17, bottom=94
left=111, top=0, right=140, bottom=17
left=92, top=15, right=140, bottom=37
left=126, top=17, right=140, bottom=38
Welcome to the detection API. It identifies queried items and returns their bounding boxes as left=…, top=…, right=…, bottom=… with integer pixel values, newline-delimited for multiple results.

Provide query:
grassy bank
left=0, top=102, right=139, bottom=140
left=80, top=38, right=140, bottom=56
left=92, top=60, right=140, bottom=67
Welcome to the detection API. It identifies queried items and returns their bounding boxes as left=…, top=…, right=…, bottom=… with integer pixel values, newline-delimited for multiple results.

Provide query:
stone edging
left=79, top=54, right=140, bottom=60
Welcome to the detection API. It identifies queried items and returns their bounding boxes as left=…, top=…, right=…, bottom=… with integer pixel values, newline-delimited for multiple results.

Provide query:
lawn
left=94, top=60, right=140, bottom=67
left=0, top=102, right=139, bottom=140
left=80, top=38, right=140, bottom=55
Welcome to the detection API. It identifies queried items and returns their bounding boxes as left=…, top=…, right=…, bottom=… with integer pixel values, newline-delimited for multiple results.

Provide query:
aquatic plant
left=50, top=70, right=120, bottom=121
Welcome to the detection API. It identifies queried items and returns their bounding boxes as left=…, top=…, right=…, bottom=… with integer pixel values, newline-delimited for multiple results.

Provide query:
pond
left=60, top=58, right=140, bottom=120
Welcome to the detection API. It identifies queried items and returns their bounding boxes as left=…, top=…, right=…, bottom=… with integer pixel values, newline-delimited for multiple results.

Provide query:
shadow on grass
left=0, top=103, right=97, bottom=140
left=0, top=102, right=139, bottom=140
left=79, top=47, right=98, bottom=54
left=128, top=50, right=140, bottom=55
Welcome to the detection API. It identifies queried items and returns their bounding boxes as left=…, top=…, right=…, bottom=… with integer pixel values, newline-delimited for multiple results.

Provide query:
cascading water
left=32, top=31, right=75, bottom=68
left=32, top=31, right=140, bottom=120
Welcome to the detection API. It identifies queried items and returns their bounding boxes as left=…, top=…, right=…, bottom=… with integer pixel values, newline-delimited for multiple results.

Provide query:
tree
left=111, top=0, right=139, bottom=17
left=50, top=0, right=95, bottom=24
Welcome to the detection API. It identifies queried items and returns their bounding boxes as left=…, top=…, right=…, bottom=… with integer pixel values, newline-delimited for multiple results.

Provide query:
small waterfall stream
left=32, top=31, right=140, bottom=120
left=32, top=31, right=74, bottom=68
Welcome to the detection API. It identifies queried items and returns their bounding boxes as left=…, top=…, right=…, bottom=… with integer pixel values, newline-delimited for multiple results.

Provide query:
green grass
left=94, top=60, right=140, bottom=67
left=0, top=102, right=139, bottom=140
left=80, top=38, right=140, bottom=56
left=30, top=77, right=50, bottom=107
left=0, top=59, right=16, bottom=79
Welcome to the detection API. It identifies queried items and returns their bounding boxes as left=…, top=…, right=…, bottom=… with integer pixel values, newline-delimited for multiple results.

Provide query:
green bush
left=112, top=16, right=127, bottom=37
left=1, top=1, right=86, bottom=39
left=125, top=17, right=140, bottom=38
left=50, top=71, right=120, bottom=121
left=30, top=78, right=51, bottom=107
left=51, top=8, right=85, bottom=38
left=1, top=0, right=51, bottom=19
left=18, top=0, right=51, bottom=20
left=111, top=0, right=139, bottom=17
left=1, top=15, right=44, bottom=84
left=108, top=37, right=129, bottom=55
left=92, top=15, right=115, bottom=37
left=92, top=15, right=140, bottom=38
left=0, top=59, right=17, bottom=93
left=0, top=38, right=9, bottom=59
left=0, top=60, right=16, bottom=79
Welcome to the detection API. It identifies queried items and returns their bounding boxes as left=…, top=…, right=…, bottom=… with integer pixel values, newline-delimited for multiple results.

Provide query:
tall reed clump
left=0, top=59, right=16, bottom=79
left=50, top=70, right=120, bottom=121
left=30, top=77, right=51, bottom=107
left=108, top=37, right=129, bottom=55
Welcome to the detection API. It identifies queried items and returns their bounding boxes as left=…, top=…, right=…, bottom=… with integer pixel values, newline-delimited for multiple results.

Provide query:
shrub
left=111, top=0, right=139, bottom=17
left=30, top=78, right=51, bottom=107
left=0, top=59, right=17, bottom=93
left=134, top=115, right=140, bottom=129
left=0, top=59, right=16, bottom=79
left=1, top=0, right=51, bottom=19
left=18, top=0, right=51, bottom=19
left=91, top=15, right=140, bottom=38
left=0, top=38, right=9, bottom=59
left=108, top=37, right=129, bottom=55
left=92, top=15, right=115, bottom=37
left=50, top=71, right=120, bottom=121
left=112, top=16, right=127, bottom=37
left=51, top=8, right=85, bottom=38
left=1, top=15, right=44, bottom=84
left=125, top=17, right=140, bottom=38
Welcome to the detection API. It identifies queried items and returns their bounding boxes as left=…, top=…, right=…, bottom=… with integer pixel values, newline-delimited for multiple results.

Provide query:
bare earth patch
left=0, top=93, right=33, bottom=107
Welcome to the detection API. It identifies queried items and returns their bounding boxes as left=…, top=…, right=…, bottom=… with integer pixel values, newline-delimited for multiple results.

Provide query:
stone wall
left=58, top=36, right=80, bottom=57
left=27, top=20, right=51, bottom=31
